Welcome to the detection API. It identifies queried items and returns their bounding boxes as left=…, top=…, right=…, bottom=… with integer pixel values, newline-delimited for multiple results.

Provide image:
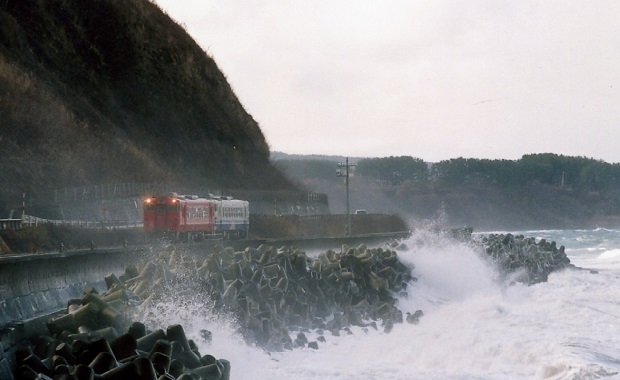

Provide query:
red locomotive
left=143, top=193, right=249, bottom=239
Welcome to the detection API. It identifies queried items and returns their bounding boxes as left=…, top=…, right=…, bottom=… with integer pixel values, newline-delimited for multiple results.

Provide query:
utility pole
left=337, top=157, right=356, bottom=235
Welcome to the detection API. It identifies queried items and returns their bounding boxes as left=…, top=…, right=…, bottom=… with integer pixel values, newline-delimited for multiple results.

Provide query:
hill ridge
left=0, top=0, right=293, bottom=217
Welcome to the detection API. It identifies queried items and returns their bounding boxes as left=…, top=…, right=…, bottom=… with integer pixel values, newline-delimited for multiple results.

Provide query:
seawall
left=0, top=246, right=146, bottom=376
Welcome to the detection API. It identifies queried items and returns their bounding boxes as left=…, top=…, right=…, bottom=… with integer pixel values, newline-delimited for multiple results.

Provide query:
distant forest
left=276, top=153, right=620, bottom=192
left=274, top=153, right=620, bottom=229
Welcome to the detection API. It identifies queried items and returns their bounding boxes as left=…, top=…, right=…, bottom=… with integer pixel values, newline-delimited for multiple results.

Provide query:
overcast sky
left=155, top=1, right=620, bottom=163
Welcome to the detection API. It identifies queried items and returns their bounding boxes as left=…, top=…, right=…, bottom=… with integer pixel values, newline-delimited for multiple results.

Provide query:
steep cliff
left=0, top=0, right=293, bottom=216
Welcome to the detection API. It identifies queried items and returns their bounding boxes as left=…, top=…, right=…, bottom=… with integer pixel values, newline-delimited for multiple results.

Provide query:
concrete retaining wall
left=0, top=248, right=144, bottom=378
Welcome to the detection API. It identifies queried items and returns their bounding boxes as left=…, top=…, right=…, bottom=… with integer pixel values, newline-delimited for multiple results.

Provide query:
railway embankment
left=0, top=213, right=411, bottom=376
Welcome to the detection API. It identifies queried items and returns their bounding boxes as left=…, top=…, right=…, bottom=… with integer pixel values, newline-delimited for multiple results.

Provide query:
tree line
left=430, top=154, right=620, bottom=192
left=276, top=153, right=620, bottom=193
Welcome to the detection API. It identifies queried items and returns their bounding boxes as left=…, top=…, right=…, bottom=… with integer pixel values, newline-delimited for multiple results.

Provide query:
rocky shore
left=474, top=233, right=574, bottom=284
left=9, top=232, right=574, bottom=378
left=11, top=242, right=418, bottom=379
left=16, top=273, right=231, bottom=380
left=195, top=243, right=417, bottom=348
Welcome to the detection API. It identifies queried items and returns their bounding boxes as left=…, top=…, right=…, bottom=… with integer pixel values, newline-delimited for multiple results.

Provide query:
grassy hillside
left=0, top=0, right=293, bottom=217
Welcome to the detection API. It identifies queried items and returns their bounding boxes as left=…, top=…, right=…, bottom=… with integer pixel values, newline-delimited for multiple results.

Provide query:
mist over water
left=139, top=229, right=620, bottom=380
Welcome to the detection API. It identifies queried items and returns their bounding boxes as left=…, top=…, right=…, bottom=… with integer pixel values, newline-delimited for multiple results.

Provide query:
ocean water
left=143, top=229, right=620, bottom=380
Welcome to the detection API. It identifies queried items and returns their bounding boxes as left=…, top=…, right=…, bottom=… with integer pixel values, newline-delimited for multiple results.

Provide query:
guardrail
left=0, top=219, right=22, bottom=230
left=16, top=215, right=143, bottom=230
left=0, top=216, right=144, bottom=232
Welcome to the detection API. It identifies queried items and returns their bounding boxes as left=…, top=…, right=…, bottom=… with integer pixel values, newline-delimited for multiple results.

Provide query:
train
left=143, top=193, right=249, bottom=240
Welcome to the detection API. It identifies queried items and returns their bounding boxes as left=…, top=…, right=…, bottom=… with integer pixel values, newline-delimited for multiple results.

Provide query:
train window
left=157, top=205, right=165, bottom=214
